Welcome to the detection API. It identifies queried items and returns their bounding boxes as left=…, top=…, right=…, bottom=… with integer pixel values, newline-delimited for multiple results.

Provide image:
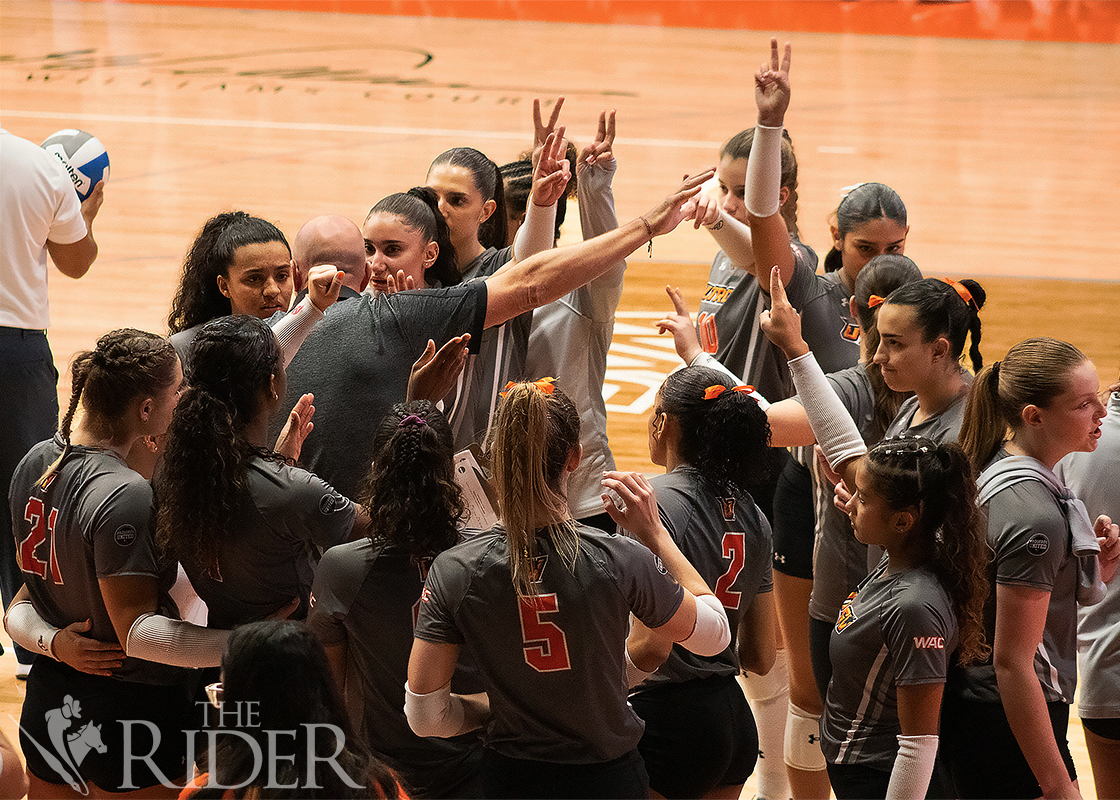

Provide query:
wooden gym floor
left=2, top=1, right=1119, bottom=795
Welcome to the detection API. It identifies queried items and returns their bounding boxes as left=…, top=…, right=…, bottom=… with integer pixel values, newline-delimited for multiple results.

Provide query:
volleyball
left=40, top=129, right=110, bottom=202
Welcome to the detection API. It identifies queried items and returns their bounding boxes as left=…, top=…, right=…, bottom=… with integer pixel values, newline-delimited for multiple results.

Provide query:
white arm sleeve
left=745, top=124, right=784, bottom=218
left=4, top=601, right=59, bottom=659
left=679, top=594, right=731, bottom=657
left=125, top=612, right=228, bottom=668
left=513, top=197, right=559, bottom=262
left=270, top=298, right=324, bottom=368
left=705, top=210, right=755, bottom=269
left=886, top=734, right=939, bottom=800
left=624, top=646, right=654, bottom=688
left=787, top=352, right=867, bottom=470
left=404, top=681, right=488, bottom=738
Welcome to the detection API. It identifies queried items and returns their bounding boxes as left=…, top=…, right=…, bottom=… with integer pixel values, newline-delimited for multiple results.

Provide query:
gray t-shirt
left=307, top=540, right=482, bottom=796
left=884, top=389, right=969, bottom=442
left=1056, top=392, right=1120, bottom=719
left=696, top=237, right=821, bottom=402
left=415, top=525, right=684, bottom=763
left=444, top=246, right=532, bottom=450
left=823, top=559, right=957, bottom=770
left=176, top=456, right=353, bottom=629
left=800, top=365, right=878, bottom=624
left=632, top=468, right=772, bottom=689
left=950, top=450, right=1079, bottom=705
left=10, top=436, right=187, bottom=685
left=276, top=281, right=487, bottom=499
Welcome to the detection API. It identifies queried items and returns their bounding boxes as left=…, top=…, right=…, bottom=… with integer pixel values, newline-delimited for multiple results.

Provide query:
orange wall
left=79, top=1, right=1120, bottom=44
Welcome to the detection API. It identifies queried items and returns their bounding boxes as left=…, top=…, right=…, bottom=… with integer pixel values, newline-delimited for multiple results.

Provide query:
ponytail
left=489, top=381, right=581, bottom=596
left=864, top=438, right=989, bottom=664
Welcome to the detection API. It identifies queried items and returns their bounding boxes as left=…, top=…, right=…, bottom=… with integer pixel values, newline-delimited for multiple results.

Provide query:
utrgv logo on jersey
left=834, top=591, right=858, bottom=633
left=840, top=322, right=860, bottom=342
left=19, top=694, right=106, bottom=795
left=719, top=497, right=736, bottom=521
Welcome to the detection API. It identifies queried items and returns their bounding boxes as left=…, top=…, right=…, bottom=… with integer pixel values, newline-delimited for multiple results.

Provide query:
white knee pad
left=740, top=647, right=789, bottom=702
left=784, top=702, right=827, bottom=771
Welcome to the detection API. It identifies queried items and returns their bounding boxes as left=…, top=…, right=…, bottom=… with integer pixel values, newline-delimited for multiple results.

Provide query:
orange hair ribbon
left=500, top=376, right=557, bottom=399
left=937, top=278, right=975, bottom=308
left=867, top=295, right=887, bottom=309
left=703, top=384, right=755, bottom=400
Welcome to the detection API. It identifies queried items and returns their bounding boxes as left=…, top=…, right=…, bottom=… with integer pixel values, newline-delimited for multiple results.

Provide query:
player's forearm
left=705, top=211, right=755, bottom=270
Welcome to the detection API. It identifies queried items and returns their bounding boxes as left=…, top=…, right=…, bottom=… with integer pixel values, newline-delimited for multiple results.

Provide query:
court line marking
left=1, top=108, right=722, bottom=148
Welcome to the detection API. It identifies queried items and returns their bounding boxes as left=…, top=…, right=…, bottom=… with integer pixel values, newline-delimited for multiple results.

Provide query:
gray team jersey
left=175, top=456, right=353, bottom=629
left=951, top=450, right=1079, bottom=705
left=822, top=560, right=957, bottom=770
left=632, top=468, right=773, bottom=689
left=697, top=239, right=857, bottom=402
left=444, top=245, right=532, bottom=450
left=799, top=365, right=878, bottom=624
left=415, top=525, right=684, bottom=763
left=1057, top=392, right=1120, bottom=719
left=275, top=281, right=487, bottom=499
left=10, top=437, right=188, bottom=685
left=883, top=388, right=969, bottom=442
left=307, top=540, right=481, bottom=796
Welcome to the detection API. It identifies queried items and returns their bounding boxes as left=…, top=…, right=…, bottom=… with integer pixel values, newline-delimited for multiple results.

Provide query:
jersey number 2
left=20, top=497, right=64, bottom=584
left=714, top=532, right=745, bottom=610
left=518, top=593, right=571, bottom=673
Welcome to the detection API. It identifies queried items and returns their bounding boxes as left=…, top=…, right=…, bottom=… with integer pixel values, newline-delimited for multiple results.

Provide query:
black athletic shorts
left=481, top=747, right=648, bottom=799
left=940, top=690, right=1076, bottom=799
left=21, top=656, right=202, bottom=793
left=631, top=674, right=758, bottom=798
left=1081, top=716, right=1120, bottom=740
left=772, top=457, right=815, bottom=579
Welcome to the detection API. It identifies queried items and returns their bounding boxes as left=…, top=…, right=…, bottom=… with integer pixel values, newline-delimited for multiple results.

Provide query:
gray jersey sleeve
left=881, top=585, right=955, bottom=685
left=307, top=542, right=367, bottom=646
left=988, top=483, right=1069, bottom=591
left=261, top=462, right=355, bottom=550
left=415, top=550, right=469, bottom=645
left=91, top=478, right=160, bottom=579
left=603, top=536, right=685, bottom=630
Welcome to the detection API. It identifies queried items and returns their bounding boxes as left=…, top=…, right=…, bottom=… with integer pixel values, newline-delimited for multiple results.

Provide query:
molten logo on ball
left=41, top=129, right=110, bottom=201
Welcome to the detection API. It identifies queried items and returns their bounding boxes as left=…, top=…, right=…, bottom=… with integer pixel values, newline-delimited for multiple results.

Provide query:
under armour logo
left=20, top=694, right=106, bottom=795
left=808, top=733, right=820, bottom=744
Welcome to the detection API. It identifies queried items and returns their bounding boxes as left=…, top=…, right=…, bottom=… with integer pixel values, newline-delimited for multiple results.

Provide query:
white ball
left=40, top=129, right=110, bottom=202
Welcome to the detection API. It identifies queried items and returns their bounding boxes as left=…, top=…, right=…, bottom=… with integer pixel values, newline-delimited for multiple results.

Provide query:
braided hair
left=38, top=329, right=178, bottom=487
left=156, top=315, right=284, bottom=576
left=356, top=401, right=464, bottom=560
left=862, top=436, right=989, bottom=664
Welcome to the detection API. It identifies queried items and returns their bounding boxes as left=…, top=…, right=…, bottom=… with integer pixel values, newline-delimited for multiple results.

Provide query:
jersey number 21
left=20, top=497, right=64, bottom=584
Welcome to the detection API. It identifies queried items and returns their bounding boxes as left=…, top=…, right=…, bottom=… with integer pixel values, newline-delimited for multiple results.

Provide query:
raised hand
left=1096, top=515, right=1120, bottom=585
left=52, top=619, right=125, bottom=677
left=690, top=189, right=721, bottom=229
left=407, top=334, right=471, bottom=403
left=655, top=285, right=703, bottom=365
left=642, top=168, right=717, bottom=237
left=759, top=265, right=808, bottom=358
left=533, top=97, right=565, bottom=150
left=275, top=392, right=315, bottom=461
left=530, top=129, right=572, bottom=208
left=307, top=264, right=344, bottom=312
left=601, top=470, right=666, bottom=544
left=81, top=179, right=106, bottom=227
left=384, top=269, right=416, bottom=295
left=755, top=38, right=792, bottom=127
left=579, top=110, right=616, bottom=169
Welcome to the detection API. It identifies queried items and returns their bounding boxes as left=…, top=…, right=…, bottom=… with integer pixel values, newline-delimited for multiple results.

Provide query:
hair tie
left=990, top=360, right=1001, bottom=395
left=867, top=294, right=886, bottom=309
left=398, top=414, right=427, bottom=427
left=703, top=384, right=755, bottom=401
left=936, top=277, right=975, bottom=309
left=500, top=376, right=557, bottom=399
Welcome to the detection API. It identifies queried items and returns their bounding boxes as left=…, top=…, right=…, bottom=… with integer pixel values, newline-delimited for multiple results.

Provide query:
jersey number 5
left=20, top=497, right=64, bottom=584
left=518, top=593, right=571, bottom=673
left=714, top=532, right=745, bottom=610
